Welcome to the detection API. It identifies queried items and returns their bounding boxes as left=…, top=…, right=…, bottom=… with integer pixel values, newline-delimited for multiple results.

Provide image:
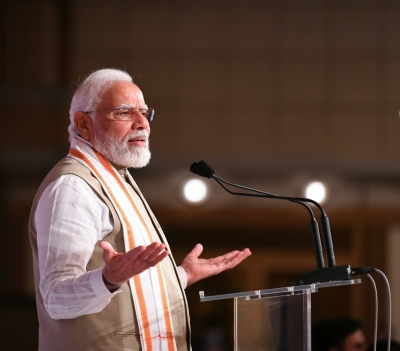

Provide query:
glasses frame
left=84, top=107, right=154, bottom=122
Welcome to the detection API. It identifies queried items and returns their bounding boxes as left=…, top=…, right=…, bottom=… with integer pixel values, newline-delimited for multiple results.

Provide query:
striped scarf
left=69, top=135, right=177, bottom=351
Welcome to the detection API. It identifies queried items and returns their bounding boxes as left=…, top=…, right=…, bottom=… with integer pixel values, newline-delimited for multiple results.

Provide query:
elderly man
left=29, top=68, right=251, bottom=351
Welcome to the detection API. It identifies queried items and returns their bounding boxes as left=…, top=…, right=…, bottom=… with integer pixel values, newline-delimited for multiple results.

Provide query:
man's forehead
left=99, top=81, right=145, bottom=106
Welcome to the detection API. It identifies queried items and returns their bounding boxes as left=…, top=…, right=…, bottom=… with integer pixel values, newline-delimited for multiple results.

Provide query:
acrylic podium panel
left=199, top=279, right=361, bottom=351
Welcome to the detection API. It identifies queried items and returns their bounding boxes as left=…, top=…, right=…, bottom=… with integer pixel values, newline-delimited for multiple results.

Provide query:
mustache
left=124, top=130, right=149, bottom=142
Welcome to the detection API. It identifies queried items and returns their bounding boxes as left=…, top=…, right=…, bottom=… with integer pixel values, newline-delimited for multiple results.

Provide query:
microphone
left=190, top=160, right=353, bottom=285
left=190, top=160, right=214, bottom=178
left=191, top=162, right=325, bottom=269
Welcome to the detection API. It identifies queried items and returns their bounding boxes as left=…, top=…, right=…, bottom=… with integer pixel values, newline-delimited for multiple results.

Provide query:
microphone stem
left=213, top=176, right=325, bottom=269
left=310, top=219, right=325, bottom=269
left=213, top=175, right=336, bottom=268
left=320, top=215, right=336, bottom=267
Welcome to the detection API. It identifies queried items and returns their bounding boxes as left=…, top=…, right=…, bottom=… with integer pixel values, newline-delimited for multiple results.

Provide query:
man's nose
left=131, top=111, right=150, bottom=130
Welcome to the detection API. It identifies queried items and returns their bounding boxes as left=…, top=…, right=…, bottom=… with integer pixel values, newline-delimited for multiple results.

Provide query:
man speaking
left=29, top=68, right=251, bottom=351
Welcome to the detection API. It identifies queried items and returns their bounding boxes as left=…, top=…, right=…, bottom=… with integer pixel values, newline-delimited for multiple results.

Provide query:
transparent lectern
left=199, top=279, right=361, bottom=351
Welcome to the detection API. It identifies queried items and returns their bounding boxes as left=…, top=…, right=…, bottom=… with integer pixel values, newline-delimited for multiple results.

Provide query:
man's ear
left=74, top=111, right=92, bottom=140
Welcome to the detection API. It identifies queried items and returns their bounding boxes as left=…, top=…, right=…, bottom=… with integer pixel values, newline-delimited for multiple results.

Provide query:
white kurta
left=35, top=173, right=187, bottom=320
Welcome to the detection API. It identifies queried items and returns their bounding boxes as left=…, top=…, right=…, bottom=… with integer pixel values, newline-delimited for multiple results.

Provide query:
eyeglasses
left=85, top=107, right=154, bottom=122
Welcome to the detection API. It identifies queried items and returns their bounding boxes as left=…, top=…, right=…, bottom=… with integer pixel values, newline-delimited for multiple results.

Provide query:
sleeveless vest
left=29, top=157, right=190, bottom=351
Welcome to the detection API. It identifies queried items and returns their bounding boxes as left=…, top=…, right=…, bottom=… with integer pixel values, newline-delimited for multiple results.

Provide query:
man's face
left=341, top=330, right=367, bottom=351
left=89, top=81, right=151, bottom=169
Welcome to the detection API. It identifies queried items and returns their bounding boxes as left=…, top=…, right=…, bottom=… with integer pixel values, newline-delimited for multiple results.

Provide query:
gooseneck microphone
left=190, top=161, right=325, bottom=269
left=190, top=160, right=352, bottom=285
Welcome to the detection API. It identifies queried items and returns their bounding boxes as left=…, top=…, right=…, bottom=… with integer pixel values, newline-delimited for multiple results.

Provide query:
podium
left=199, top=279, right=361, bottom=351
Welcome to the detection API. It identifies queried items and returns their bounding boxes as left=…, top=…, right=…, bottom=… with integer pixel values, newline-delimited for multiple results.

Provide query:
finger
left=128, top=245, right=168, bottom=271
left=224, top=249, right=252, bottom=268
left=99, top=241, right=117, bottom=264
left=145, top=244, right=167, bottom=261
left=122, top=243, right=166, bottom=271
left=208, top=250, right=240, bottom=264
left=220, top=248, right=251, bottom=263
left=234, top=248, right=251, bottom=261
left=131, top=242, right=164, bottom=261
left=208, top=250, right=248, bottom=271
left=189, top=243, right=203, bottom=259
left=147, top=250, right=169, bottom=266
left=124, top=245, right=151, bottom=261
left=242, top=248, right=252, bottom=258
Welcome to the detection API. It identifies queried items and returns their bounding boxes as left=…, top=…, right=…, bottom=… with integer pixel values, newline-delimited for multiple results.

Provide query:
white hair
left=68, top=68, right=133, bottom=140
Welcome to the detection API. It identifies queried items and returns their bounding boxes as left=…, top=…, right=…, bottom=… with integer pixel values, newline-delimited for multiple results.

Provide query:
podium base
left=292, top=265, right=352, bottom=286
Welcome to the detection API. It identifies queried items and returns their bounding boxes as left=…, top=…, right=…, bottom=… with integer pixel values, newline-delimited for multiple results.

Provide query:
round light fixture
left=183, top=179, right=207, bottom=203
left=305, top=181, right=326, bottom=203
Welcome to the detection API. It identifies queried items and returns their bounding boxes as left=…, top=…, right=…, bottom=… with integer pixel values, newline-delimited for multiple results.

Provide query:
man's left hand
left=180, top=243, right=251, bottom=286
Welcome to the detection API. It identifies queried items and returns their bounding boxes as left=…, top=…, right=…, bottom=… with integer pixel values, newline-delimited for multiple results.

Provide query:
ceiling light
left=305, top=181, right=326, bottom=203
left=183, top=179, right=207, bottom=203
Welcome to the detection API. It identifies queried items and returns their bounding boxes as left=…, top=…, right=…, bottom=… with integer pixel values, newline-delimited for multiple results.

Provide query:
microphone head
left=190, top=160, right=215, bottom=178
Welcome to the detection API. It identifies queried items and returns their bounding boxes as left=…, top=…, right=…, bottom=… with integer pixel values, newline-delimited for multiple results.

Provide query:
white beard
left=92, top=124, right=151, bottom=169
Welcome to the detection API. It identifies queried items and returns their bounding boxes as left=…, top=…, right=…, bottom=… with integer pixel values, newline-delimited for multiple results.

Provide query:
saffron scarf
left=69, top=135, right=177, bottom=351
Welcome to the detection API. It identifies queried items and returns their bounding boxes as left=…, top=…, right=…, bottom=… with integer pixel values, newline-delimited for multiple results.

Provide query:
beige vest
left=29, top=157, right=190, bottom=351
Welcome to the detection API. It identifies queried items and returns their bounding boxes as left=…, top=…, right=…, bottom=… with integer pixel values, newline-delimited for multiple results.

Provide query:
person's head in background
left=312, top=318, right=367, bottom=351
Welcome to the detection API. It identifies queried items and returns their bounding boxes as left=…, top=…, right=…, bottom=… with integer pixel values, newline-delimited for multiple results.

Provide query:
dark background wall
left=1, top=1, right=400, bottom=350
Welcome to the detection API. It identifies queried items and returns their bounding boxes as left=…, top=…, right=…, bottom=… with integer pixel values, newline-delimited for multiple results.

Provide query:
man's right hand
left=99, top=241, right=169, bottom=289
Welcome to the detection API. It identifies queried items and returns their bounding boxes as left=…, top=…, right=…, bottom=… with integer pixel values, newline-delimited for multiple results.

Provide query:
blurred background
left=1, top=0, right=400, bottom=350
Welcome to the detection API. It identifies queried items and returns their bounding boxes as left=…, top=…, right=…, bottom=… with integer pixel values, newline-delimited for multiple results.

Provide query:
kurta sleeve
left=35, top=174, right=120, bottom=319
